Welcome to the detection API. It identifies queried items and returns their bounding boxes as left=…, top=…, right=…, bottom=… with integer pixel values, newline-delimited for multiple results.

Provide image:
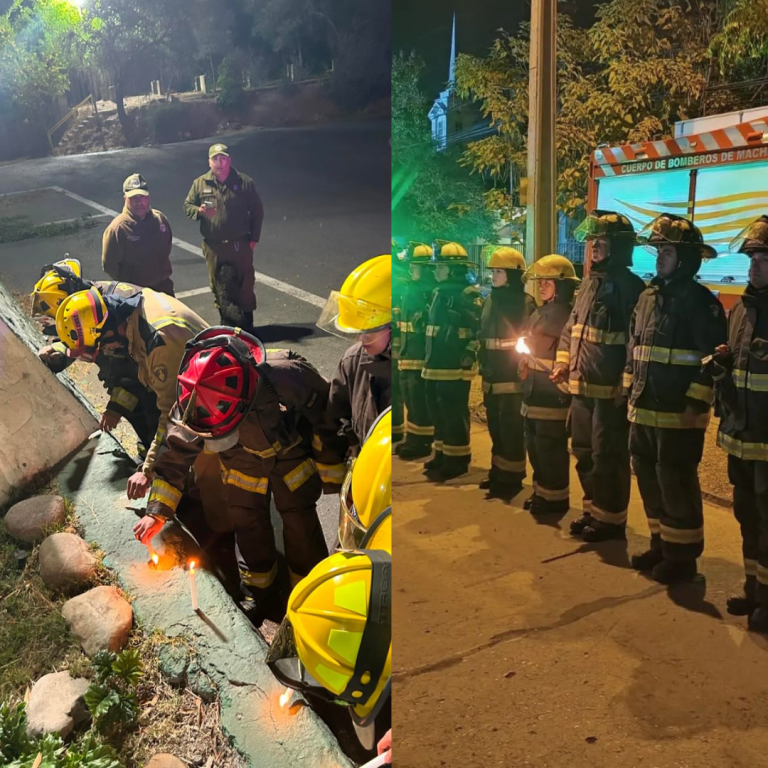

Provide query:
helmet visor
left=317, top=291, right=391, bottom=339
left=636, top=216, right=692, bottom=246
left=729, top=219, right=768, bottom=254
left=338, top=465, right=367, bottom=551
left=574, top=215, right=612, bottom=243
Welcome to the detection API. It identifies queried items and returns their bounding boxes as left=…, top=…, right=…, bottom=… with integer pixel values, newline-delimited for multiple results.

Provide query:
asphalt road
left=0, top=120, right=390, bottom=558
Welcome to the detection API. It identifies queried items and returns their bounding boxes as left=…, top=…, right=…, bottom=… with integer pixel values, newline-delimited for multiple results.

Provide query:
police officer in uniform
left=184, top=144, right=264, bottom=330
left=626, top=214, right=726, bottom=584
left=553, top=211, right=646, bottom=542
left=710, top=215, right=768, bottom=633
left=102, top=174, right=174, bottom=295
left=422, top=241, right=483, bottom=481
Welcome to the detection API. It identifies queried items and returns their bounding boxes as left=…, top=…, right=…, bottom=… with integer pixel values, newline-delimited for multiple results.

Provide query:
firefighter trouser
left=400, top=369, right=434, bottom=451
left=391, top=364, right=405, bottom=446
left=221, top=454, right=328, bottom=594
left=728, top=455, right=768, bottom=607
left=525, top=416, right=570, bottom=512
left=425, top=379, right=471, bottom=471
left=202, top=239, right=257, bottom=315
left=630, top=423, right=705, bottom=561
left=107, top=385, right=160, bottom=459
left=483, top=388, right=525, bottom=486
left=571, top=396, right=631, bottom=528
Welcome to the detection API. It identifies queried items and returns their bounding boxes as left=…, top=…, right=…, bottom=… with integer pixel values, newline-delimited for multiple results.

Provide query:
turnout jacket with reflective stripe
left=557, top=264, right=645, bottom=399
left=422, top=281, right=483, bottom=380
left=478, top=288, right=531, bottom=390
left=522, top=299, right=572, bottom=419
left=126, top=289, right=208, bottom=472
left=146, top=351, right=347, bottom=517
left=392, top=272, right=408, bottom=361
left=625, top=276, right=727, bottom=428
left=716, top=288, right=768, bottom=461
left=397, top=282, right=433, bottom=370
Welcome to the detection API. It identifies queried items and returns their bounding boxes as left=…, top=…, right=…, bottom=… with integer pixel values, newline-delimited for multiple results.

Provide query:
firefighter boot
left=397, top=443, right=432, bottom=460
left=630, top=535, right=663, bottom=571
left=479, top=477, right=492, bottom=490
left=523, top=495, right=535, bottom=510
left=569, top=512, right=593, bottom=537
left=581, top=521, right=626, bottom=543
left=726, top=575, right=758, bottom=617
left=747, top=606, right=768, bottom=634
left=651, top=558, right=698, bottom=585
left=439, top=464, right=470, bottom=481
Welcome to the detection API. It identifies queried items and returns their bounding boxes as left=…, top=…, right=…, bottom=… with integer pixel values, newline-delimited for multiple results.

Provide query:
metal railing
left=47, top=94, right=98, bottom=152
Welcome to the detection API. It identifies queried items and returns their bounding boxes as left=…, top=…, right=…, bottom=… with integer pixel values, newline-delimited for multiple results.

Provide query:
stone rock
left=4, top=495, right=66, bottom=543
left=158, top=644, right=190, bottom=686
left=39, top=532, right=98, bottom=592
left=187, top=659, right=217, bottom=702
left=61, top=585, right=133, bottom=656
left=144, top=755, right=187, bottom=768
left=26, top=671, right=90, bottom=738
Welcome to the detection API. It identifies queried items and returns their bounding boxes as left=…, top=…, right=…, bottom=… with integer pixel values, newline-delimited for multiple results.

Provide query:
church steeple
left=448, top=12, right=457, bottom=87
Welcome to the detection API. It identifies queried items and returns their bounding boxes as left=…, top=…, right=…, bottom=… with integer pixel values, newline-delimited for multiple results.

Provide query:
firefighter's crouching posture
left=626, top=214, right=727, bottom=584
left=318, top=255, right=392, bottom=452
left=134, top=328, right=346, bottom=606
left=422, top=241, right=483, bottom=481
left=395, top=243, right=435, bottom=460
left=556, top=211, right=646, bottom=541
left=478, top=246, right=530, bottom=499
left=54, top=285, right=209, bottom=499
left=32, top=259, right=160, bottom=461
left=710, top=215, right=768, bottom=633
left=520, top=255, right=578, bottom=514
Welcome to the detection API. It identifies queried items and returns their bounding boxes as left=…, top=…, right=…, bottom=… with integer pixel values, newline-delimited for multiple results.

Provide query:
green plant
left=0, top=701, right=32, bottom=763
left=84, top=650, right=143, bottom=737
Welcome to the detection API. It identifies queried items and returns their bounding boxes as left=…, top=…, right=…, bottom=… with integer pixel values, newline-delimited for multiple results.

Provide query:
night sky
left=393, top=0, right=597, bottom=98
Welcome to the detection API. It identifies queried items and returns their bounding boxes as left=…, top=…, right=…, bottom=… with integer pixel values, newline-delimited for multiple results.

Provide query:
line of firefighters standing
left=392, top=211, right=768, bottom=635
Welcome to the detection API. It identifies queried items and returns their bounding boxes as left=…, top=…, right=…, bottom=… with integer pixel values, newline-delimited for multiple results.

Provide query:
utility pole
left=525, top=0, right=557, bottom=262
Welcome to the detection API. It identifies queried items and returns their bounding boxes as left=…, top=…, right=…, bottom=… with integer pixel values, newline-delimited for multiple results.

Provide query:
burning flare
left=152, top=554, right=159, bottom=565
left=279, top=687, right=292, bottom=708
left=515, top=336, right=531, bottom=355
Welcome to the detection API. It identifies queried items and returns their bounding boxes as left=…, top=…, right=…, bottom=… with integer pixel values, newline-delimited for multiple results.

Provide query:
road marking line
left=176, top=286, right=212, bottom=299
left=51, top=186, right=327, bottom=308
left=47, top=213, right=110, bottom=226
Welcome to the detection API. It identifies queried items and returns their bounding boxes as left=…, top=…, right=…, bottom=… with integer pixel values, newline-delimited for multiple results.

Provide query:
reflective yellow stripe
left=628, top=406, right=709, bottom=429
left=110, top=387, right=139, bottom=411
left=483, top=380, right=523, bottom=395
left=398, top=321, right=415, bottom=333
left=52, top=341, right=68, bottom=355
left=685, top=382, right=714, bottom=404
left=484, top=338, right=517, bottom=350
left=521, top=403, right=569, bottom=420
left=568, top=381, right=620, bottom=398
left=242, top=443, right=278, bottom=459
left=492, top=455, right=526, bottom=473
left=590, top=504, right=628, bottom=526
left=392, top=423, right=405, bottom=435
left=316, top=462, right=346, bottom=484
left=148, top=478, right=182, bottom=512
left=717, top=432, right=768, bottom=462
left=758, top=564, right=768, bottom=586
left=745, top=558, right=758, bottom=577
left=622, top=371, right=633, bottom=390
left=647, top=518, right=661, bottom=535
left=398, top=359, right=425, bottom=371
left=221, top=466, right=269, bottom=494
left=556, top=350, right=570, bottom=365
left=312, top=433, right=323, bottom=452
left=422, top=368, right=475, bottom=381
left=732, top=369, right=768, bottom=392
left=433, top=440, right=444, bottom=451
left=406, top=421, right=434, bottom=436
left=426, top=325, right=440, bottom=337
left=443, top=444, right=471, bottom=457
left=240, top=562, right=278, bottom=588
left=633, top=345, right=702, bottom=366
left=659, top=523, right=703, bottom=545
left=426, top=325, right=474, bottom=339
left=572, top=324, right=626, bottom=345
left=533, top=482, right=570, bottom=502
left=282, top=459, right=316, bottom=491
left=151, top=316, right=206, bottom=335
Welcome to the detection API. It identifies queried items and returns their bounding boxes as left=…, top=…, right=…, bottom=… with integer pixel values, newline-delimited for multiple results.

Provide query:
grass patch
left=0, top=213, right=98, bottom=243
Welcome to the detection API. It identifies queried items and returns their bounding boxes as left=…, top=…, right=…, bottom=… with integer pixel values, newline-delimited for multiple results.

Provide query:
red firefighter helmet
left=174, top=327, right=267, bottom=438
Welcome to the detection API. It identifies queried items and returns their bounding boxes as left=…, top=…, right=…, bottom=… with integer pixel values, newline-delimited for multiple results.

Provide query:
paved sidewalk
left=393, top=424, right=768, bottom=768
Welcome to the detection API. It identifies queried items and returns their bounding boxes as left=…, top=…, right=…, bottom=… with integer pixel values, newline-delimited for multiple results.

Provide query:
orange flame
left=189, top=560, right=196, bottom=573
left=516, top=336, right=531, bottom=355
left=279, top=688, right=292, bottom=708
left=151, top=554, right=159, bottom=565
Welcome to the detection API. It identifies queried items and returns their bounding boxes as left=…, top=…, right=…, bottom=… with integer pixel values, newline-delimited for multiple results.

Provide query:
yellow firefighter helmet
left=30, top=258, right=83, bottom=319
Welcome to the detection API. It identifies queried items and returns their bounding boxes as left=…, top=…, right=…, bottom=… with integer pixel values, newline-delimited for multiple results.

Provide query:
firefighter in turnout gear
left=709, top=216, right=768, bottom=633
left=318, top=255, right=392, bottom=454
left=553, top=211, right=646, bottom=542
left=626, top=213, right=727, bottom=584
left=395, top=243, right=436, bottom=460
left=422, top=241, right=483, bottom=481
left=478, top=246, right=530, bottom=499
left=391, top=239, right=408, bottom=450
left=134, top=328, right=347, bottom=610
left=55, top=287, right=209, bottom=499
left=520, top=256, right=578, bottom=514
left=32, top=260, right=160, bottom=462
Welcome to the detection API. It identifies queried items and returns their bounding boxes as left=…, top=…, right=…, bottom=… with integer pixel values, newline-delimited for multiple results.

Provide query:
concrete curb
left=57, top=436, right=353, bottom=768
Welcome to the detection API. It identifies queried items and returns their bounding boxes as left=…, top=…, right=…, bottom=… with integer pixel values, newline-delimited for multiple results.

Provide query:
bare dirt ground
left=393, top=424, right=767, bottom=768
